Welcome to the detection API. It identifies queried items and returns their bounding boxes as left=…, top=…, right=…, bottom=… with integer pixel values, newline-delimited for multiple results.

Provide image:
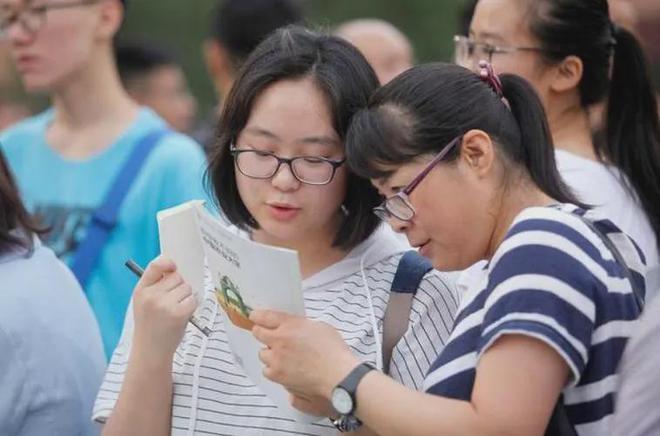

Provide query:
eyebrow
left=242, top=126, right=280, bottom=140
left=377, top=174, right=407, bottom=196
left=242, top=126, right=339, bottom=147
left=298, top=135, right=339, bottom=147
left=470, top=30, right=506, bottom=43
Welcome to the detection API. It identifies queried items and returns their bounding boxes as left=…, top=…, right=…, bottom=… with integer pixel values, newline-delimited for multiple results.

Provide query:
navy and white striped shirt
left=423, top=204, right=644, bottom=435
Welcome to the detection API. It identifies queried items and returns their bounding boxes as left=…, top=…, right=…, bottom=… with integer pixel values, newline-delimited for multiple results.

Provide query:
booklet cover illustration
left=216, top=275, right=254, bottom=330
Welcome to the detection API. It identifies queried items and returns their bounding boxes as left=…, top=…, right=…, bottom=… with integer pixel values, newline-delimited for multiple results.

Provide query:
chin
left=20, top=77, right=54, bottom=93
left=423, top=247, right=460, bottom=272
left=256, top=219, right=304, bottom=244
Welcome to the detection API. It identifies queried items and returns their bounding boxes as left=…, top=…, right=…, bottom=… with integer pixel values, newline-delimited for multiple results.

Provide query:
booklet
left=157, top=201, right=313, bottom=422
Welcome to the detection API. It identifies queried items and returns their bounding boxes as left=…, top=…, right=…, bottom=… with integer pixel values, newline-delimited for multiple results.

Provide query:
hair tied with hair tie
left=477, top=60, right=510, bottom=110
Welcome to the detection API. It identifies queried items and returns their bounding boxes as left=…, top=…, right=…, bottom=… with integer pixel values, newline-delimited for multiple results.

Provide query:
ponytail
left=604, top=26, right=660, bottom=247
left=500, top=74, right=583, bottom=206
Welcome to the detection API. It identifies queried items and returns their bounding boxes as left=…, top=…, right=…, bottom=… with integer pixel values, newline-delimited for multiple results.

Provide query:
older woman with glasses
left=249, top=61, right=644, bottom=436
left=94, top=26, right=459, bottom=436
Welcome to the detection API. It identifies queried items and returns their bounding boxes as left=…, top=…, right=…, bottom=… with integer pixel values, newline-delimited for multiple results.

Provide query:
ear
left=547, top=55, right=583, bottom=94
left=458, top=129, right=496, bottom=178
left=203, top=39, right=230, bottom=78
left=96, top=0, right=124, bottom=39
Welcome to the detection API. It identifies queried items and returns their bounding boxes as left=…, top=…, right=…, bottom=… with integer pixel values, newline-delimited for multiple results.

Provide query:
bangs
left=346, top=104, right=419, bottom=180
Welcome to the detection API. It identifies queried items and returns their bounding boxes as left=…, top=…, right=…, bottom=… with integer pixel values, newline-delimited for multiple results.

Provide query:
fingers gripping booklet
left=156, top=200, right=313, bottom=422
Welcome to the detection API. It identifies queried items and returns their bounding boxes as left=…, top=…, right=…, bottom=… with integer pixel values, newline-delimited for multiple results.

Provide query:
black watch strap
left=338, top=362, right=375, bottom=395
left=331, top=362, right=375, bottom=432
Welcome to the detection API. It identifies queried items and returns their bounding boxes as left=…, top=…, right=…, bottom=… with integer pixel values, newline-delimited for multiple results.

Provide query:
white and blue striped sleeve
left=477, top=221, right=601, bottom=385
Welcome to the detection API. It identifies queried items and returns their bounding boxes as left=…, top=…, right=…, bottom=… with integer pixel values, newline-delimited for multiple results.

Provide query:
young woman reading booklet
left=95, top=26, right=460, bottom=436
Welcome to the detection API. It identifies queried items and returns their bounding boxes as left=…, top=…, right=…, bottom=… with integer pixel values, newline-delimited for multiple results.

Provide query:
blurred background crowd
left=1, top=0, right=658, bottom=135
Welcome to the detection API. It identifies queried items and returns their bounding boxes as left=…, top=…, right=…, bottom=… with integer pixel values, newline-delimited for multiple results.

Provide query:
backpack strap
left=575, top=214, right=645, bottom=310
left=382, top=250, right=433, bottom=374
left=70, top=128, right=171, bottom=289
left=545, top=212, right=644, bottom=436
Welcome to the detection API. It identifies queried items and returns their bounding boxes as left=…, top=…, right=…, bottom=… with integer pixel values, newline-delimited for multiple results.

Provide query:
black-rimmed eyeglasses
left=374, top=135, right=463, bottom=222
left=230, top=144, right=346, bottom=186
left=0, top=0, right=101, bottom=37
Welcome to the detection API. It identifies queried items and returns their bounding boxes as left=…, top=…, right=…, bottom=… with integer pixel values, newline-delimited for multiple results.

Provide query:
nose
left=270, top=161, right=300, bottom=192
left=5, top=18, right=35, bottom=46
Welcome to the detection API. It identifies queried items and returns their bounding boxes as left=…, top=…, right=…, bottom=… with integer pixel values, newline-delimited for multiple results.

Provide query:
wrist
left=131, top=336, right=176, bottom=371
left=323, top=354, right=361, bottom=399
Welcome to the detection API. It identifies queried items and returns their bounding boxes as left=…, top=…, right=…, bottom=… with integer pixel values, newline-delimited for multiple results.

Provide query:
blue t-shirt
left=0, top=235, right=105, bottom=436
left=423, top=204, right=644, bottom=436
left=0, top=108, right=210, bottom=357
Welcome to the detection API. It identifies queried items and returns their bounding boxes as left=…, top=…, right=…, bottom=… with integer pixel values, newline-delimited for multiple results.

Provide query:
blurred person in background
left=116, top=39, right=197, bottom=134
left=0, top=0, right=209, bottom=358
left=0, top=96, right=30, bottom=129
left=612, top=285, right=660, bottom=435
left=335, top=18, right=414, bottom=85
left=193, top=0, right=303, bottom=151
left=0, top=150, right=105, bottom=436
left=459, top=0, right=660, bottom=296
left=0, top=41, right=31, bottom=129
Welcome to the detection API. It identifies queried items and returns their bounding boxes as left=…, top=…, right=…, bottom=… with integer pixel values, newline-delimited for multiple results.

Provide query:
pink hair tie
left=477, top=60, right=510, bottom=109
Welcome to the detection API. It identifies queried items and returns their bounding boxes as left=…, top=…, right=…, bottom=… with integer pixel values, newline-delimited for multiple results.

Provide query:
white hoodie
left=94, top=225, right=460, bottom=435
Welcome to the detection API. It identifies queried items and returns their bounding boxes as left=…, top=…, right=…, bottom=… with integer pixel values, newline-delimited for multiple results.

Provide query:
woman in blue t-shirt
left=249, top=62, right=645, bottom=435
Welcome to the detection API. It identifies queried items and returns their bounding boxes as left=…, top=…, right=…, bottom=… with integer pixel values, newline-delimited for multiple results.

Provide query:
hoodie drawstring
left=359, top=246, right=384, bottom=372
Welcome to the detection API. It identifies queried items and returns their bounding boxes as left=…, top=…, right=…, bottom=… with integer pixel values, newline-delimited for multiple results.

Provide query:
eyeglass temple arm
left=402, top=136, right=462, bottom=195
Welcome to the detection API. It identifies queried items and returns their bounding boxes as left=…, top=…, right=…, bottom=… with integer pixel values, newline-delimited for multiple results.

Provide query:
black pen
left=125, top=259, right=212, bottom=337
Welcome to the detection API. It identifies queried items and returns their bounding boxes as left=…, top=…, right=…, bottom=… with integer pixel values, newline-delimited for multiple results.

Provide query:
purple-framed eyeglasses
left=374, top=135, right=463, bottom=222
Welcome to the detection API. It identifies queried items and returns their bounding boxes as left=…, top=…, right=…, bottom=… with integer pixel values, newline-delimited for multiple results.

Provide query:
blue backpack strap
left=390, top=250, right=434, bottom=294
left=382, top=250, right=434, bottom=373
left=70, top=128, right=170, bottom=289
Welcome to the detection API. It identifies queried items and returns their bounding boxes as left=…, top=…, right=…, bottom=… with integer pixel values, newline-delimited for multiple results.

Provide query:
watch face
left=331, top=387, right=353, bottom=415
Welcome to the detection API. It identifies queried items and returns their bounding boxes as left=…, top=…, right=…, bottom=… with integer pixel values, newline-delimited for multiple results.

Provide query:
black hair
left=0, top=150, right=45, bottom=254
left=115, top=39, right=179, bottom=88
left=525, top=0, right=660, bottom=248
left=458, top=0, right=478, bottom=36
left=346, top=62, right=582, bottom=208
left=207, top=25, right=382, bottom=250
left=210, top=0, right=303, bottom=71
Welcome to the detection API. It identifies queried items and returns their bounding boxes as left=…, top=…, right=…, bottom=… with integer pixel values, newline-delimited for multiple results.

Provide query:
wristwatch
left=330, top=362, right=375, bottom=432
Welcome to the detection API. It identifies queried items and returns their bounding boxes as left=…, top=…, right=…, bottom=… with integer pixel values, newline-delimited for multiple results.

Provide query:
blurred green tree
left=119, top=0, right=466, bottom=113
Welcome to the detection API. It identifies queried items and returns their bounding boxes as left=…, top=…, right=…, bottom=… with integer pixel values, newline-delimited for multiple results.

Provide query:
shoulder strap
left=70, top=128, right=171, bottom=289
left=575, top=214, right=645, bottom=311
left=382, top=250, right=433, bottom=374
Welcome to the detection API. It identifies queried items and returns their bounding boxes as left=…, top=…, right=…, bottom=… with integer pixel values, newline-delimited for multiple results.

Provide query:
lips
left=266, top=203, right=301, bottom=221
left=415, top=240, right=432, bottom=258
left=15, top=54, right=39, bottom=73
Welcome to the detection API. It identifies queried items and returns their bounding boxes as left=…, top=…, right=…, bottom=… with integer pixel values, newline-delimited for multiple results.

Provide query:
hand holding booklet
left=156, top=200, right=314, bottom=422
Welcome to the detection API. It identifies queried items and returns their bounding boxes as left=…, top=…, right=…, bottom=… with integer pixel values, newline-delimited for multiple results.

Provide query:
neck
left=485, top=175, right=555, bottom=259
left=252, top=216, right=349, bottom=280
left=547, top=101, right=596, bottom=161
left=51, top=48, right=138, bottom=129
left=214, top=72, right=235, bottom=106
